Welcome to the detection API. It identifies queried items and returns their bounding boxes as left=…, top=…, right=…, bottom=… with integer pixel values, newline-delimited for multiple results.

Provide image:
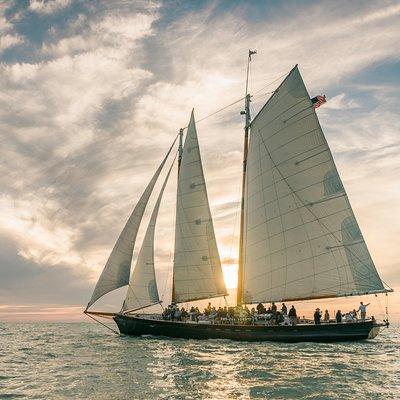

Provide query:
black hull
left=114, top=315, right=382, bottom=343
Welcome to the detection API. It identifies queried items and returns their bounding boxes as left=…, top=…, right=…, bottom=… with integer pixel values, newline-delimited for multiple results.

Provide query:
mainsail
left=122, top=159, right=175, bottom=312
left=87, top=140, right=176, bottom=308
left=241, top=65, right=386, bottom=304
left=172, top=111, right=227, bottom=303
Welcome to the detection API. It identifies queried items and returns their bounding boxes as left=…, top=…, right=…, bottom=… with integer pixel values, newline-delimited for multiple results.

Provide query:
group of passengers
left=313, top=302, right=371, bottom=325
left=162, top=303, right=235, bottom=323
left=162, top=301, right=298, bottom=325
left=162, top=301, right=371, bottom=325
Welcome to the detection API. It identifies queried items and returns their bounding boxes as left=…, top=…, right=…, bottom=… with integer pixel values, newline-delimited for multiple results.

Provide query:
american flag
left=311, top=95, right=327, bottom=109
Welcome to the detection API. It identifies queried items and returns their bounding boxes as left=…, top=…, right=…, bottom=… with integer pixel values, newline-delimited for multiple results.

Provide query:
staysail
left=241, top=65, right=386, bottom=304
left=172, top=111, right=227, bottom=303
left=122, top=159, right=175, bottom=312
left=87, top=140, right=176, bottom=308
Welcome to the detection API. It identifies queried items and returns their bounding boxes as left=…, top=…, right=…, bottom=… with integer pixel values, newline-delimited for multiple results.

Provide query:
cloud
left=0, top=0, right=399, bottom=320
left=29, top=0, right=72, bottom=15
left=0, top=234, right=92, bottom=308
left=0, top=2, right=24, bottom=53
left=323, top=93, right=360, bottom=110
left=0, top=33, right=23, bottom=51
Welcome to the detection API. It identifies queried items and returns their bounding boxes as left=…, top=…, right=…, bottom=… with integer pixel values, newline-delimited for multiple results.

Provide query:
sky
left=0, top=0, right=399, bottom=323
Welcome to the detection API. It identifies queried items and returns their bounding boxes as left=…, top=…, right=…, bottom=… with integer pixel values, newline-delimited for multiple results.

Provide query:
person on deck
left=358, top=302, right=370, bottom=321
left=181, top=307, right=188, bottom=320
left=336, top=310, right=343, bottom=323
left=281, top=303, right=287, bottom=315
left=271, top=302, right=277, bottom=315
left=314, top=308, right=322, bottom=325
left=228, top=307, right=235, bottom=323
left=189, top=306, right=196, bottom=321
left=195, top=307, right=200, bottom=321
left=209, top=307, right=218, bottom=323
left=324, top=310, right=330, bottom=322
left=256, top=303, right=266, bottom=314
left=206, top=302, right=212, bottom=314
left=288, top=305, right=297, bottom=325
left=174, top=307, right=182, bottom=321
left=276, top=311, right=284, bottom=325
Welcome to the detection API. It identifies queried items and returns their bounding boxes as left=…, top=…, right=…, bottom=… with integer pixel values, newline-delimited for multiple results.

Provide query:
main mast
left=171, top=127, right=184, bottom=303
left=237, top=50, right=256, bottom=305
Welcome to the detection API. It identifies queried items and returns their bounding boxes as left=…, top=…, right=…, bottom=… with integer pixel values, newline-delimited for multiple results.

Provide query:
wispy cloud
left=29, top=0, right=72, bottom=15
left=0, top=0, right=399, bottom=320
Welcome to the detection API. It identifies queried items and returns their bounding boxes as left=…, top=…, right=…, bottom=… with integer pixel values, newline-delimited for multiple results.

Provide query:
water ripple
left=0, top=323, right=399, bottom=399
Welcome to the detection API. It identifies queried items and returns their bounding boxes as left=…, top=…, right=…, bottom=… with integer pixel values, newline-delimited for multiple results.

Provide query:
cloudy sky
left=1, top=0, right=399, bottom=322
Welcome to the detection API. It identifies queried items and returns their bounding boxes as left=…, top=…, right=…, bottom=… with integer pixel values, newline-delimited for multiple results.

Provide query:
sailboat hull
left=114, top=315, right=384, bottom=343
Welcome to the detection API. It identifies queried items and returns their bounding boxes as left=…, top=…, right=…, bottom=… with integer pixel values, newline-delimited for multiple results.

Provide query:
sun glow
left=222, top=264, right=238, bottom=289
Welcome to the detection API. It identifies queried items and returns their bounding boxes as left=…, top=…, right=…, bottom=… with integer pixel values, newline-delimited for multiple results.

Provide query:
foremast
left=237, top=49, right=256, bottom=306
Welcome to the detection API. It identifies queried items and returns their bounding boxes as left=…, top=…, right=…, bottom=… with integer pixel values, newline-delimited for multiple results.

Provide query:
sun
left=222, top=264, right=238, bottom=289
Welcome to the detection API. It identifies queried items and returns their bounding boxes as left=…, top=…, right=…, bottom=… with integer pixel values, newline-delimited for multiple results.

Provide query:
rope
left=180, top=69, right=291, bottom=130
left=193, top=97, right=245, bottom=126
left=84, top=312, right=120, bottom=335
left=252, top=71, right=289, bottom=96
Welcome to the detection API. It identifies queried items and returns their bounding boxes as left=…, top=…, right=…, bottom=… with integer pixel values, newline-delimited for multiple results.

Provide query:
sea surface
left=0, top=323, right=399, bottom=399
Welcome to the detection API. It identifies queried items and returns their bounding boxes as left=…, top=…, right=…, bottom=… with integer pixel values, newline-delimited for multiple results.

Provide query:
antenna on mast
left=237, top=49, right=256, bottom=306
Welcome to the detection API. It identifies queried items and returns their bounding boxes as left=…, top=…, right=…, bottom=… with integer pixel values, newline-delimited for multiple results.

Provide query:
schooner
left=84, top=53, right=392, bottom=342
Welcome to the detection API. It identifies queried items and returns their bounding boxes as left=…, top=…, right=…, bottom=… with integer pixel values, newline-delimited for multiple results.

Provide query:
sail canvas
left=87, top=141, right=176, bottom=308
left=122, top=161, right=175, bottom=312
left=241, top=66, right=385, bottom=304
left=172, top=111, right=227, bottom=303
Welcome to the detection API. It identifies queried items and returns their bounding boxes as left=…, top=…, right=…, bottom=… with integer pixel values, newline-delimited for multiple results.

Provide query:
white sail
left=241, top=65, right=386, bottom=303
left=87, top=140, right=176, bottom=308
left=172, top=111, right=227, bottom=303
left=122, top=159, right=174, bottom=312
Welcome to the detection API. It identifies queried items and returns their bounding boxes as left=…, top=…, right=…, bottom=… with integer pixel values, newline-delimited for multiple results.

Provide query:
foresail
left=173, top=111, right=227, bottom=303
left=122, top=158, right=175, bottom=312
left=87, top=139, right=176, bottom=309
left=242, top=65, right=386, bottom=304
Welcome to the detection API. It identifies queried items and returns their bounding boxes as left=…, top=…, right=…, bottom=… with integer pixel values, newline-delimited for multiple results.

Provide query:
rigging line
left=252, top=70, right=291, bottom=96
left=84, top=312, right=120, bottom=335
left=252, top=91, right=275, bottom=100
left=193, top=97, right=246, bottom=126
left=374, top=294, right=385, bottom=319
left=179, top=70, right=291, bottom=130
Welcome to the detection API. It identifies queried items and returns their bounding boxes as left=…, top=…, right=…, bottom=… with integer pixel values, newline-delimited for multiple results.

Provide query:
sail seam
left=254, top=119, right=384, bottom=293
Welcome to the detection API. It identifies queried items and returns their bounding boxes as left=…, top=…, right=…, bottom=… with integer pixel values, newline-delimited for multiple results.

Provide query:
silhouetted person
left=271, top=302, right=277, bottom=314
left=314, top=308, right=322, bottom=325
left=256, top=303, right=266, bottom=314
left=281, top=303, right=287, bottom=315
left=288, top=305, right=297, bottom=325
left=324, top=310, right=330, bottom=322
left=336, top=310, right=343, bottom=323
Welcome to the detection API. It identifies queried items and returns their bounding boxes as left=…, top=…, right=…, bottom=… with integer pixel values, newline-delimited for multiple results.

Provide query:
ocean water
left=0, top=323, right=399, bottom=399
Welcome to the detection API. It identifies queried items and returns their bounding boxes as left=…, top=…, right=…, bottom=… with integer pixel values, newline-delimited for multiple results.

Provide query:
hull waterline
left=114, top=315, right=385, bottom=343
